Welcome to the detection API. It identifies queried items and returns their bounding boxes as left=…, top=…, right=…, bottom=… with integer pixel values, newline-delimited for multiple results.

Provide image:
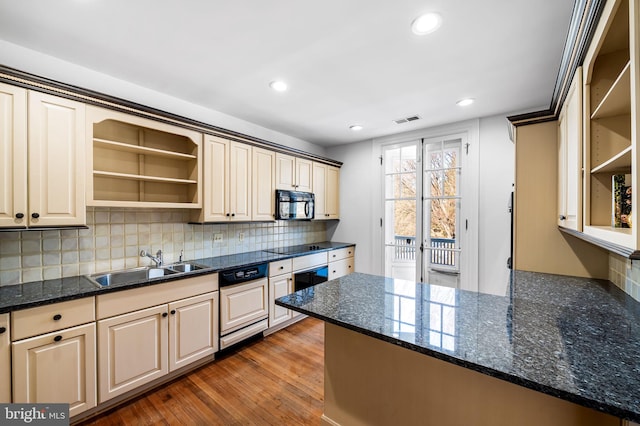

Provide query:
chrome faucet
left=140, top=249, right=163, bottom=267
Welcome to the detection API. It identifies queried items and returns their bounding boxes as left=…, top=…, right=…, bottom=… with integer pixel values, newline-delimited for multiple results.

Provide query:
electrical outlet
left=238, top=232, right=245, bottom=242
left=214, top=233, right=223, bottom=242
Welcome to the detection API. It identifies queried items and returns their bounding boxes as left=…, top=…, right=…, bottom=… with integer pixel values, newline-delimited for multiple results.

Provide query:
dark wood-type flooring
left=79, top=317, right=324, bottom=426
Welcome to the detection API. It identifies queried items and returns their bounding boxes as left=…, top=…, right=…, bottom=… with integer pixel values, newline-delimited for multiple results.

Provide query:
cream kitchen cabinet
left=313, top=162, right=340, bottom=220
left=328, top=246, right=355, bottom=280
left=268, top=259, right=294, bottom=328
left=582, top=0, right=637, bottom=249
left=195, top=135, right=251, bottom=222
left=169, top=292, right=219, bottom=371
left=11, top=298, right=96, bottom=417
left=0, top=313, right=10, bottom=403
left=0, top=85, right=85, bottom=228
left=86, top=106, right=202, bottom=208
left=557, top=67, right=583, bottom=231
left=252, top=146, right=276, bottom=221
left=275, top=153, right=313, bottom=192
left=96, top=273, right=217, bottom=403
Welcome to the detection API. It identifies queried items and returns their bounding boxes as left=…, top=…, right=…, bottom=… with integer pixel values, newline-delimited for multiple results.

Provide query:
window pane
left=394, top=200, right=416, bottom=237
left=400, top=172, right=416, bottom=198
left=430, top=199, right=456, bottom=239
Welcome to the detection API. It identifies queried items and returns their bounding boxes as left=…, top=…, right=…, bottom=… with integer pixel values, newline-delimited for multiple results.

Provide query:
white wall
left=327, top=113, right=515, bottom=296
left=0, top=40, right=326, bottom=157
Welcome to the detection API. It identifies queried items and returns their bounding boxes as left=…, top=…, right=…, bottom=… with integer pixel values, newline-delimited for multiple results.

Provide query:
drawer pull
left=53, top=335, right=62, bottom=342
left=31, top=213, right=40, bottom=219
left=170, top=310, right=176, bottom=315
left=15, top=213, right=24, bottom=219
left=53, top=314, right=62, bottom=321
left=0, top=327, right=5, bottom=334
left=162, top=312, right=168, bottom=318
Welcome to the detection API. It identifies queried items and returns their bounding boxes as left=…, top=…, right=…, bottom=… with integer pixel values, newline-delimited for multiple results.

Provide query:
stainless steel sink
left=167, top=262, right=206, bottom=273
left=87, top=262, right=209, bottom=287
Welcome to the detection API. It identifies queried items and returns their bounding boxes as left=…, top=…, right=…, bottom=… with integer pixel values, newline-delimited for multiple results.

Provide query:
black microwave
left=275, top=190, right=315, bottom=220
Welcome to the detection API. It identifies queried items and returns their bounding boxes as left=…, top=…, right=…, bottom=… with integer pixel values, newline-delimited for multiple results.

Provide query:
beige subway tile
left=62, top=264, right=80, bottom=278
left=1, top=255, right=20, bottom=270
left=22, top=254, right=42, bottom=268
left=22, top=268, right=43, bottom=283
left=43, top=266, right=62, bottom=280
left=43, top=238, right=60, bottom=251
left=0, top=270, right=21, bottom=285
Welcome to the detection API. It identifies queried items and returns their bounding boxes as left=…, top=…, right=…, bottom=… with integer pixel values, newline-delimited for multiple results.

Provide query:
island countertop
left=275, top=271, right=640, bottom=422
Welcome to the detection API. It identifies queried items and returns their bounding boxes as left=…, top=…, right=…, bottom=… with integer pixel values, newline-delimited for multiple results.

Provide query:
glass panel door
left=423, top=138, right=462, bottom=287
left=383, top=142, right=419, bottom=281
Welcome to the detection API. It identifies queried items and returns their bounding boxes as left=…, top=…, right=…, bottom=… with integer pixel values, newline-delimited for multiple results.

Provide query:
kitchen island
left=276, top=271, right=640, bottom=426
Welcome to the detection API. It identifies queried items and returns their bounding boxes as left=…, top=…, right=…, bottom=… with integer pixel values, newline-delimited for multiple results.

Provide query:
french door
left=383, top=135, right=467, bottom=288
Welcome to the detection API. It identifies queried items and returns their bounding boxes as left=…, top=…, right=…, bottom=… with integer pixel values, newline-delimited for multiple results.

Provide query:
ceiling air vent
left=394, top=115, right=421, bottom=124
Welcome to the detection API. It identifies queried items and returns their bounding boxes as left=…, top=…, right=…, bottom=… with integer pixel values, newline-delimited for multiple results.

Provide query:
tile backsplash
left=609, top=252, right=640, bottom=302
left=0, top=207, right=327, bottom=286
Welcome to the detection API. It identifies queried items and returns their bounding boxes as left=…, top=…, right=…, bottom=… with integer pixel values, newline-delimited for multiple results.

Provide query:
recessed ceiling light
left=411, top=12, right=442, bottom=35
left=349, top=125, right=363, bottom=131
left=269, top=80, right=288, bottom=92
left=456, top=98, right=474, bottom=107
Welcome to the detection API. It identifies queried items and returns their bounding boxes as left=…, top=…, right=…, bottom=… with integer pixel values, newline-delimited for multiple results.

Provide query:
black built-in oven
left=293, top=265, right=329, bottom=291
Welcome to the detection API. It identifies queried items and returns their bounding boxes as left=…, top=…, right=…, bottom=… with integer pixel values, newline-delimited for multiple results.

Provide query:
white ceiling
left=0, top=0, right=575, bottom=147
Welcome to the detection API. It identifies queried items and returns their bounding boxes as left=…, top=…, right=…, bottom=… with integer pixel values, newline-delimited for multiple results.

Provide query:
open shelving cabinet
left=86, top=107, right=202, bottom=208
left=583, top=0, right=638, bottom=250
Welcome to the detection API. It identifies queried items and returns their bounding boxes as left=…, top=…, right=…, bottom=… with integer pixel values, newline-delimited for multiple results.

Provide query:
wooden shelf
left=591, top=61, right=631, bottom=119
left=93, top=171, right=197, bottom=185
left=590, top=145, right=632, bottom=173
left=93, top=138, right=197, bottom=160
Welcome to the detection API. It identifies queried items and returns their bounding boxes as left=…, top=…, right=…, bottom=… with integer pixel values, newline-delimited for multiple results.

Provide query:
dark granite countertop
left=276, top=271, right=640, bottom=422
left=0, top=241, right=354, bottom=314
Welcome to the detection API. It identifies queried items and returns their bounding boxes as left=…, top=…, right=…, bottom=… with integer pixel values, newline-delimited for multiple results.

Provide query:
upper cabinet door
left=252, top=147, right=275, bottom=221
left=295, top=158, right=313, bottom=193
left=558, top=67, right=583, bottom=231
left=275, top=153, right=296, bottom=190
left=326, top=165, right=340, bottom=219
left=313, top=162, right=327, bottom=218
left=0, top=83, right=27, bottom=228
left=28, top=91, right=86, bottom=227
left=202, top=135, right=229, bottom=222
left=229, top=142, right=252, bottom=221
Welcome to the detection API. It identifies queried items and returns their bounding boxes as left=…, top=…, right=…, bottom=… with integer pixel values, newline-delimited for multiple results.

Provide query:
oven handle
left=305, top=201, right=310, bottom=217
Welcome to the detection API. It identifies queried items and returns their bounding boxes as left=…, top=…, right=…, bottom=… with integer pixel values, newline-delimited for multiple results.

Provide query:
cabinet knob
left=333, top=270, right=336, bottom=274
left=31, top=213, right=40, bottom=219
left=162, top=312, right=168, bottom=318
left=53, top=314, right=62, bottom=321
left=559, top=215, right=566, bottom=220
left=0, top=327, right=5, bottom=334
left=231, top=213, right=235, bottom=217
left=279, top=266, right=284, bottom=270
left=53, top=335, right=62, bottom=342
left=226, top=213, right=230, bottom=217
left=170, top=310, right=176, bottom=315
left=15, top=213, right=24, bottom=219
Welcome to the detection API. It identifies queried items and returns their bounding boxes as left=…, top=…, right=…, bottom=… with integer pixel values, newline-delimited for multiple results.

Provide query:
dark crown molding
left=507, top=0, right=607, bottom=127
left=0, top=65, right=342, bottom=167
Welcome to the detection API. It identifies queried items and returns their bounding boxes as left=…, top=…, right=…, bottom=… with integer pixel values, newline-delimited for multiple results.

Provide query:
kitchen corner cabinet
left=11, top=298, right=97, bottom=417
left=86, top=106, right=202, bottom=208
left=252, top=147, right=276, bottom=221
left=0, top=85, right=86, bottom=228
left=275, top=153, right=313, bottom=192
left=194, top=135, right=251, bottom=222
left=558, top=67, right=583, bottom=231
left=0, top=314, right=10, bottom=403
left=582, top=0, right=637, bottom=249
left=313, top=162, right=340, bottom=220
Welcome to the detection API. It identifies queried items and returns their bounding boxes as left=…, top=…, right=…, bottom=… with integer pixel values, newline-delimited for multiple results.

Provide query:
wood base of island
left=322, top=323, right=618, bottom=426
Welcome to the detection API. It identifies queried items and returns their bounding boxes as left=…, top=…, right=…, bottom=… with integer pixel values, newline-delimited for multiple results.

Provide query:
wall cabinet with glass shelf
left=86, top=106, right=202, bottom=208
left=583, top=0, right=636, bottom=250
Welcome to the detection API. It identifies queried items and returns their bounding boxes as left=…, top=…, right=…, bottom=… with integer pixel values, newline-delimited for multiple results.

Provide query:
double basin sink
left=87, top=262, right=209, bottom=287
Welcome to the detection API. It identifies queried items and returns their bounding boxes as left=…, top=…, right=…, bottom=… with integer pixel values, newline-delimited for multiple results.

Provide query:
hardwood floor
left=79, top=318, right=324, bottom=426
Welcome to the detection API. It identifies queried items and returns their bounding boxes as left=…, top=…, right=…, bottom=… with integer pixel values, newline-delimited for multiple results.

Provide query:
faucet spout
left=140, top=249, right=163, bottom=267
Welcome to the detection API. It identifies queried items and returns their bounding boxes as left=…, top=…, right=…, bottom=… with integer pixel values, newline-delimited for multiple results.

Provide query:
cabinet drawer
left=328, top=247, right=355, bottom=262
left=11, top=297, right=95, bottom=341
left=96, top=272, right=218, bottom=319
left=269, top=259, right=292, bottom=277
left=293, top=252, right=328, bottom=271
left=329, top=257, right=355, bottom=280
